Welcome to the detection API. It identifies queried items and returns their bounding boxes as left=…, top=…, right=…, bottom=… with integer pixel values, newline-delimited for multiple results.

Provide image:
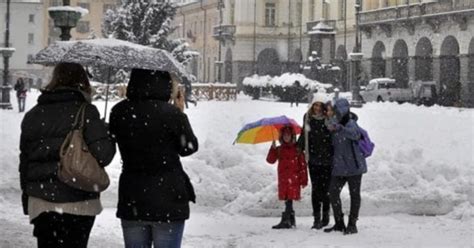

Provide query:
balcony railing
left=306, top=20, right=337, bottom=32
left=360, top=0, right=474, bottom=25
left=212, top=24, right=236, bottom=41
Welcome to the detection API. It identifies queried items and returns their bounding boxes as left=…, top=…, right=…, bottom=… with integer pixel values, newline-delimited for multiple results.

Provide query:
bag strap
left=72, top=103, right=87, bottom=130
left=304, top=114, right=310, bottom=163
left=350, top=122, right=362, bottom=169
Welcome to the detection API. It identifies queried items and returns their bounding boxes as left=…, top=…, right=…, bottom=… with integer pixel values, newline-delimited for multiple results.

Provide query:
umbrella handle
left=103, top=68, right=112, bottom=121
left=104, top=84, right=109, bottom=120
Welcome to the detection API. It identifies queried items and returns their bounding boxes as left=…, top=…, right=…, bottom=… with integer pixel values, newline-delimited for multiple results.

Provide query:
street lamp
left=1, top=0, right=13, bottom=110
left=217, top=0, right=224, bottom=83
left=48, top=0, right=84, bottom=41
left=350, top=0, right=363, bottom=107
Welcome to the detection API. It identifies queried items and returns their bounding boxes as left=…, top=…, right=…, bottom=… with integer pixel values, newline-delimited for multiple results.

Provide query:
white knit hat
left=311, top=92, right=333, bottom=105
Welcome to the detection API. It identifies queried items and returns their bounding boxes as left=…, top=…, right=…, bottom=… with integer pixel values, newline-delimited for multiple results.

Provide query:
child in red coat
left=267, top=125, right=308, bottom=229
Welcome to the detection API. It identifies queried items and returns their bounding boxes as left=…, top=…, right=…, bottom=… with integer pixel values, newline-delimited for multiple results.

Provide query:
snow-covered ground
left=1, top=91, right=473, bottom=247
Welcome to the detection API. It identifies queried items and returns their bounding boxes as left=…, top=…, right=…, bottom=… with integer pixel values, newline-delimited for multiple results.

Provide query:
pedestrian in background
left=182, top=76, right=197, bottom=108
left=14, top=78, right=28, bottom=112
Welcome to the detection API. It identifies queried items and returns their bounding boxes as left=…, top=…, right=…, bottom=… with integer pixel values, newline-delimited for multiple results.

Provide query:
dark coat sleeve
left=266, top=146, right=278, bottom=164
left=19, top=118, right=29, bottom=215
left=83, top=104, right=116, bottom=167
left=336, top=120, right=361, bottom=141
left=174, top=112, right=198, bottom=157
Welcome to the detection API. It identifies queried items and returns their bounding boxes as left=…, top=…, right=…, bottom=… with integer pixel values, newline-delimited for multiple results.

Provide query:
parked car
left=409, top=81, right=438, bottom=106
left=360, top=78, right=412, bottom=103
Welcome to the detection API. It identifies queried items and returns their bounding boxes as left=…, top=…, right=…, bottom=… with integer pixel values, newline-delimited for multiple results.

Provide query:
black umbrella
left=31, top=38, right=189, bottom=118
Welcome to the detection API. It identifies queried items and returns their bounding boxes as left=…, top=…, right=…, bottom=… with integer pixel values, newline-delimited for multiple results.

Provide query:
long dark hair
left=308, top=101, right=327, bottom=117
left=45, top=63, right=91, bottom=94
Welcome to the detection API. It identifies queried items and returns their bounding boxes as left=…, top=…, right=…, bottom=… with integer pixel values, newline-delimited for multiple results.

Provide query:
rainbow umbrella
left=234, top=116, right=302, bottom=144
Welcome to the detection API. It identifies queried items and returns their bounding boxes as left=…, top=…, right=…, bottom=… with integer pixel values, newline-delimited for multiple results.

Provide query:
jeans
left=329, top=175, right=362, bottom=221
left=17, top=97, right=26, bottom=112
left=121, top=219, right=185, bottom=248
left=33, top=212, right=95, bottom=248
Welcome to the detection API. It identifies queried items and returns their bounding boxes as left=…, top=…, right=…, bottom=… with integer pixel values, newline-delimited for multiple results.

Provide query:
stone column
left=432, top=56, right=441, bottom=89
left=234, top=60, right=254, bottom=90
left=362, top=58, right=372, bottom=81
left=408, top=56, right=416, bottom=82
left=459, top=54, right=470, bottom=106
left=385, top=58, right=392, bottom=78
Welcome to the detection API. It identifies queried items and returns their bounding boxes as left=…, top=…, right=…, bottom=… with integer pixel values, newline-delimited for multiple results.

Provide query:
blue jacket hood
left=335, top=98, right=351, bottom=121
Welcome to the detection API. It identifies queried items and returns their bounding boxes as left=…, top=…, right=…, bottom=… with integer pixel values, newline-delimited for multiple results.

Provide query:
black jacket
left=109, top=72, right=199, bottom=222
left=19, top=88, right=116, bottom=213
left=298, top=113, right=333, bottom=165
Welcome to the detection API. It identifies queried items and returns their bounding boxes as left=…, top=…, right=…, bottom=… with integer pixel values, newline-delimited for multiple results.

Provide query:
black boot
left=321, top=211, right=330, bottom=227
left=311, top=217, right=323, bottom=230
left=324, top=215, right=345, bottom=233
left=311, top=210, right=322, bottom=229
left=289, top=211, right=296, bottom=228
left=344, top=217, right=358, bottom=235
left=272, top=212, right=292, bottom=229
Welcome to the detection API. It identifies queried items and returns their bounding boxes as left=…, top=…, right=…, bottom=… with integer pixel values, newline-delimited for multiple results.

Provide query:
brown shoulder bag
left=58, top=103, right=110, bottom=192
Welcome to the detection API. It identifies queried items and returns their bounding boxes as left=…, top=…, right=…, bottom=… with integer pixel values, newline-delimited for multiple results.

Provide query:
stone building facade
left=171, top=0, right=221, bottom=83
left=0, top=0, right=45, bottom=84
left=174, top=0, right=360, bottom=89
left=218, top=0, right=360, bottom=89
left=360, top=0, right=474, bottom=106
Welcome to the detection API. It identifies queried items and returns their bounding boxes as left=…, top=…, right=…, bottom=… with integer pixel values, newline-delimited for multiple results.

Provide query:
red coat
left=267, top=143, right=308, bottom=201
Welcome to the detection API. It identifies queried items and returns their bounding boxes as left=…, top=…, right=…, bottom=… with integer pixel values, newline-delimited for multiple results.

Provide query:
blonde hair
left=170, top=74, right=180, bottom=100
left=45, top=63, right=91, bottom=94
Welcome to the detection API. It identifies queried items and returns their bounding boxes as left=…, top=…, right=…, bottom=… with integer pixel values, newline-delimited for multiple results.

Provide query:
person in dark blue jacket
left=324, top=98, right=367, bottom=235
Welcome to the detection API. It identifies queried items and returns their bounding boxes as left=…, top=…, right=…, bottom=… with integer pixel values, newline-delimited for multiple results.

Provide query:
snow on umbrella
left=234, top=116, right=302, bottom=144
left=30, top=38, right=188, bottom=77
left=30, top=38, right=189, bottom=119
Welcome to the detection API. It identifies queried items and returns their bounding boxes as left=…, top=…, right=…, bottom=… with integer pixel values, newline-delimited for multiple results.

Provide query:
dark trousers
left=284, top=200, right=293, bottom=213
left=309, top=163, right=332, bottom=219
left=185, top=96, right=197, bottom=109
left=290, top=98, right=299, bottom=107
left=33, top=212, right=95, bottom=248
left=329, top=175, right=362, bottom=221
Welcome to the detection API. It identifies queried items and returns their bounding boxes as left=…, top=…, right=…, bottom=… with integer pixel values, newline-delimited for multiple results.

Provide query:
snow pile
left=242, top=75, right=273, bottom=87
left=243, top=73, right=332, bottom=92
left=48, top=6, right=89, bottom=17
left=179, top=100, right=474, bottom=218
left=1, top=92, right=473, bottom=221
left=1, top=91, right=473, bottom=248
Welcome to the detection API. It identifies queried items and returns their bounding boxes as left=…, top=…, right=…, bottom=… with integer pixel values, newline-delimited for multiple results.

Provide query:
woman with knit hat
left=297, top=93, right=334, bottom=229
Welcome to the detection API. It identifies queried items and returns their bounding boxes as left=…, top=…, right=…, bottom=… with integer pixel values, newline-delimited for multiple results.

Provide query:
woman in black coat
left=109, top=69, right=198, bottom=248
left=297, top=96, right=333, bottom=230
left=19, top=62, right=116, bottom=248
